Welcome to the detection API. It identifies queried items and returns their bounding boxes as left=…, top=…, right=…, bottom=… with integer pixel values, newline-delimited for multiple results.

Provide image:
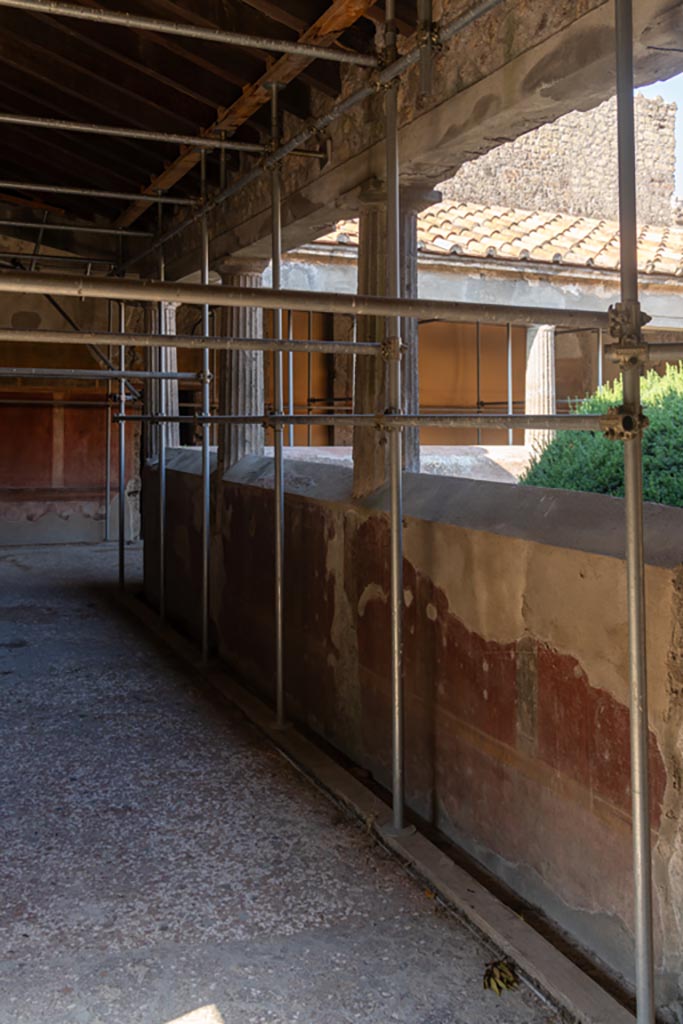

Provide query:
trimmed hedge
left=521, top=363, right=683, bottom=508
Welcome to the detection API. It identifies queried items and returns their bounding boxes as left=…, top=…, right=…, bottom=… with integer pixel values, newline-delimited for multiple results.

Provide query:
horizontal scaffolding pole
left=0, top=180, right=198, bottom=206
left=0, top=325, right=381, bottom=356
left=0, top=250, right=115, bottom=266
left=608, top=341, right=683, bottom=363
left=115, top=412, right=606, bottom=432
left=0, top=272, right=612, bottom=330
left=0, top=0, right=378, bottom=67
left=122, top=0, right=509, bottom=270
left=0, top=366, right=199, bottom=381
left=0, top=113, right=324, bottom=159
left=0, top=397, right=128, bottom=408
left=0, top=218, right=152, bottom=238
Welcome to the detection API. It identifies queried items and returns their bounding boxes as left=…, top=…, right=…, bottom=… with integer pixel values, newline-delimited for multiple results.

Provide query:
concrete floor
left=0, top=544, right=559, bottom=1024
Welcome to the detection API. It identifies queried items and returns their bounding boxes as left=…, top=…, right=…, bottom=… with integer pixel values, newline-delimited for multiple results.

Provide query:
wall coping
left=164, top=448, right=683, bottom=571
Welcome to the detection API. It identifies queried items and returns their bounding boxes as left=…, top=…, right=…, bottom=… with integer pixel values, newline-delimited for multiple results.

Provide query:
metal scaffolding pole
left=475, top=322, right=481, bottom=445
left=384, top=0, right=407, bottom=835
left=105, top=302, right=113, bottom=542
left=0, top=217, right=153, bottom=238
left=0, top=366, right=198, bottom=380
left=271, top=84, right=286, bottom=729
left=0, top=251, right=115, bottom=267
left=615, top=1, right=655, bottom=1020
left=0, top=180, right=197, bottom=206
left=287, top=313, right=295, bottom=447
left=200, top=154, right=211, bottom=665
left=122, top=412, right=607, bottom=432
left=0, top=112, right=325, bottom=159
left=118, top=302, right=126, bottom=589
left=157, top=214, right=167, bottom=623
left=0, top=0, right=378, bottom=67
left=506, top=323, right=513, bottom=445
left=0, top=326, right=379, bottom=356
left=0, top=270, right=614, bottom=331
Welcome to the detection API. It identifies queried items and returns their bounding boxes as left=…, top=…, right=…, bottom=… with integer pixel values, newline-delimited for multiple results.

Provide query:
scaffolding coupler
left=600, top=406, right=649, bottom=441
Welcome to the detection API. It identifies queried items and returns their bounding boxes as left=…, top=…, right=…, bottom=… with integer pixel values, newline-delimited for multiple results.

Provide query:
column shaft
left=525, top=324, right=556, bottom=448
left=216, top=262, right=266, bottom=475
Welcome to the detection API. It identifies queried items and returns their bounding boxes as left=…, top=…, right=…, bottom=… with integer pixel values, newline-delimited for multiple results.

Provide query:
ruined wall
left=149, top=452, right=683, bottom=1016
left=440, top=96, right=677, bottom=225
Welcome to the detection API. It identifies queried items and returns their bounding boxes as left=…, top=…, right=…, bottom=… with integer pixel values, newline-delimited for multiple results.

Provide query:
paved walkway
left=0, top=544, right=559, bottom=1024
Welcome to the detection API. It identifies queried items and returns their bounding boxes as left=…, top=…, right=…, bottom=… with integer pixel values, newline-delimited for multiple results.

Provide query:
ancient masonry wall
left=440, top=95, right=677, bottom=226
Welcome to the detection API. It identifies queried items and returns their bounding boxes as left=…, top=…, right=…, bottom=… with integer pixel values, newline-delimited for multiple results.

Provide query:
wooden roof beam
left=117, top=0, right=377, bottom=228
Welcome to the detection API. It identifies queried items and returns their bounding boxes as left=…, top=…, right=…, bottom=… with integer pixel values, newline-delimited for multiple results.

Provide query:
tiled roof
left=314, top=201, right=683, bottom=277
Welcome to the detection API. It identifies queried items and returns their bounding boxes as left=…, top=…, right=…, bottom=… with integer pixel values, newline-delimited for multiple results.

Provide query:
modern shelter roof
left=0, top=0, right=408, bottom=230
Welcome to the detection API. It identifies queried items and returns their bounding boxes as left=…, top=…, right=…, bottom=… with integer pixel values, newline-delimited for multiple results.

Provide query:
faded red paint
left=157, top=476, right=669, bottom=945
left=0, top=388, right=135, bottom=495
left=0, top=391, right=53, bottom=487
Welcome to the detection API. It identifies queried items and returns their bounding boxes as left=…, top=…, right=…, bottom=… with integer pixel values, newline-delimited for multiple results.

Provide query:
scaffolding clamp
left=199, top=368, right=214, bottom=385
left=600, top=405, right=649, bottom=441
left=608, top=299, right=651, bottom=366
left=381, top=335, right=403, bottom=361
left=417, top=22, right=442, bottom=52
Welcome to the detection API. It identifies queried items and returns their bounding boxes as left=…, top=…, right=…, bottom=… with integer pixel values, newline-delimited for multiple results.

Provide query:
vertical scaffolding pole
left=118, top=301, right=126, bottom=589
left=288, top=313, right=295, bottom=447
left=104, top=301, right=113, bottom=541
left=598, top=327, right=604, bottom=388
left=271, top=83, right=286, bottom=728
left=200, top=153, right=211, bottom=664
left=506, top=323, right=513, bottom=445
left=475, top=321, right=481, bottom=444
left=385, top=0, right=406, bottom=834
left=615, top=2, right=655, bottom=1020
left=306, top=309, right=313, bottom=447
left=157, top=210, right=167, bottom=621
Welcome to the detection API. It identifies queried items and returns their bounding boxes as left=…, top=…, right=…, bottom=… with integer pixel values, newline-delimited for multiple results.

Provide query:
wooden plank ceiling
left=0, top=0, right=417, bottom=236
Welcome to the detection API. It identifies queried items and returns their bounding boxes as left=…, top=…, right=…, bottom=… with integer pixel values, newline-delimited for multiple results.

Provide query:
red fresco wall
left=145, top=457, right=679, bottom=1000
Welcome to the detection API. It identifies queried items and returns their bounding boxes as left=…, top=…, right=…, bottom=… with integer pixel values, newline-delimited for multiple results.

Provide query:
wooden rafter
left=116, top=0, right=376, bottom=228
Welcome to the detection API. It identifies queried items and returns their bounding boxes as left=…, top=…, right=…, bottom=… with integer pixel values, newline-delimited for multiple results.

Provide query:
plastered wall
left=147, top=452, right=683, bottom=1015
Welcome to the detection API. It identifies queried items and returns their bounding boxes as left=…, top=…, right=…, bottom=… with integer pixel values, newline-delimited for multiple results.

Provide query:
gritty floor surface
left=0, top=544, right=560, bottom=1024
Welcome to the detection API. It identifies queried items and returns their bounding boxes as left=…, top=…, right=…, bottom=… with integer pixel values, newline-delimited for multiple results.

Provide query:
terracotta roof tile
left=313, top=199, right=683, bottom=278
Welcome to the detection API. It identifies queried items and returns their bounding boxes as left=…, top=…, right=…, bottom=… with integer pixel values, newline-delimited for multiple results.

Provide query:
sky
left=637, top=72, right=683, bottom=195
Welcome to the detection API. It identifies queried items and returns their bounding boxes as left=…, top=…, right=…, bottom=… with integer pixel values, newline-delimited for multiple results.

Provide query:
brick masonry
left=440, top=95, right=677, bottom=226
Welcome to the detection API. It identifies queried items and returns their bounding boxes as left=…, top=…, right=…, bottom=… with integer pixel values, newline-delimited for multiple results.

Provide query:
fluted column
left=400, top=186, right=441, bottom=473
left=144, top=301, right=180, bottom=457
left=353, top=185, right=388, bottom=496
left=215, top=259, right=267, bottom=474
left=162, top=302, right=180, bottom=449
left=525, top=324, right=556, bottom=448
left=352, top=182, right=440, bottom=494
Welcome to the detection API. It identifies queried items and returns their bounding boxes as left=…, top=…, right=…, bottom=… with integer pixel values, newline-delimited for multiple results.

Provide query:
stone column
left=143, top=302, right=180, bottom=457
left=215, top=258, right=268, bottom=475
left=331, top=314, right=354, bottom=447
left=353, top=184, right=388, bottom=497
left=400, top=186, right=441, bottom=473
left=352, top=181, right=440, bottom=495
left=162, top=302, right=180, bottom=449
left=525, top=324, right=556, bottom=449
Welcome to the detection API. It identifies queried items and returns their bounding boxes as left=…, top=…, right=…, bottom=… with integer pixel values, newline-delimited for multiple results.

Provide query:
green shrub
left=521, top=363, right=683, bottom=507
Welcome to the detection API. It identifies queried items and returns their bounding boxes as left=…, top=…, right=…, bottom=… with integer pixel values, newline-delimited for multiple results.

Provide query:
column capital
left=356, top=177, right=441, bottom=212
left=215, top=256, right=269, bottom=280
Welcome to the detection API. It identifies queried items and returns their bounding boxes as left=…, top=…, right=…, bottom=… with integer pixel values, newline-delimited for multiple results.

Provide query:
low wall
left=146, top=449, right=683, bottom=1014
